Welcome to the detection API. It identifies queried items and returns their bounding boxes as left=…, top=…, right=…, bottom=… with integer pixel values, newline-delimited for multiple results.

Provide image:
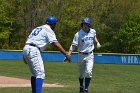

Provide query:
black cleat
left=79, top=86, right=84, bottom=93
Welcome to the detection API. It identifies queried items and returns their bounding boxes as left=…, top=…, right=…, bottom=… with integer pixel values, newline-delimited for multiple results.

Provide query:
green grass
left=0, top=60, right=140, bottom=93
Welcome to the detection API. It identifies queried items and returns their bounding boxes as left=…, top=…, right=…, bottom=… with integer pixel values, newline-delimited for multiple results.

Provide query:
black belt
left=79, top=52, right=92, bottom=55
left=26, top=43, right=40, bottom=50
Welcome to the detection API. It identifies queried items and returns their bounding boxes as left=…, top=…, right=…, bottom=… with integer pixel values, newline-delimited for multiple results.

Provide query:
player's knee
left=36, top=73, right=45, bottom=79
left=79, top=76, right=84, bottom=79
left=85, top=72, right=92, bottom=78
left=78, top=73, right=85, bottom=79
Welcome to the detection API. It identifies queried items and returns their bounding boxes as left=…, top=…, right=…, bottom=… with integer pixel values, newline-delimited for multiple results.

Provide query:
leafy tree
left=96, top=0, right=140, bottom=53
left=112, top=15, right=140, bottom=53
left=0, top=0, right=140, bottom=54
left=0, top=0, right=14, bottom=48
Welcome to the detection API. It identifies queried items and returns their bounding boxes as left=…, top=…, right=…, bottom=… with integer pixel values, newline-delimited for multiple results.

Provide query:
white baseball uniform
left=72, top=28, right=96, bottom=78
left=23, top=24, right=58, bottom=79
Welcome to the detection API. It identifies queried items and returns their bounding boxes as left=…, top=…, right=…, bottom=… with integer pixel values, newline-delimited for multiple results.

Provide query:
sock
left=31, top=76, right=36, bottom=93
left=31, top=76, right=44, bottom=93
left=36, top=78, right=44, bottom=93
left=85, top=78, right=91, bottom=91
left=79, top=78, right=84, bottom=87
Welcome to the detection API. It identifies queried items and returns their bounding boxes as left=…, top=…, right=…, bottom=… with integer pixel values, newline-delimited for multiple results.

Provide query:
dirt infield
left=0, top=76, right=64, bottom=88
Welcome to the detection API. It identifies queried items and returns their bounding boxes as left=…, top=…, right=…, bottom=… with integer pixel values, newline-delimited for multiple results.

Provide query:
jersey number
left=31, top=28, right=42, bottom=36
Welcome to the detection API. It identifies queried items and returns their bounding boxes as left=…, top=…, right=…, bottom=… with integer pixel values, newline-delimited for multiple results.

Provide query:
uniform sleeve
left=91, top=29, right=96, bottom=38
left=46, top=29, right=58, bottom=44
left=72, top=33, right=79, bottom=46
left=94, top=29, right=96, bottom=36
left=95, top=31, right=96, bottom=36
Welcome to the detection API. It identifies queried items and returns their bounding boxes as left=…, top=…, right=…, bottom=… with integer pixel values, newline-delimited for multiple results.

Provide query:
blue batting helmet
left=81, top=17, right=92, bottom=27
left=46, top=16, right=58, bottom=24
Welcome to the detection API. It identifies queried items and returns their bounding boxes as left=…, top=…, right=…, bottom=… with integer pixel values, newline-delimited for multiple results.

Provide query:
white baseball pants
left=78, top=53, right=94, bottom=78
left=23, top=45, right=45, bottom=79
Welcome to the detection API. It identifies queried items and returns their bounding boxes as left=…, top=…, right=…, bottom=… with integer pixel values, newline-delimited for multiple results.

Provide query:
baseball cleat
left=84, top=92, right=88, bottom=93
left=79, top=86, right=84, bottom=93
left=79, top=91, right=85, bottom=93
left=84, top=89, right=89, bottom=93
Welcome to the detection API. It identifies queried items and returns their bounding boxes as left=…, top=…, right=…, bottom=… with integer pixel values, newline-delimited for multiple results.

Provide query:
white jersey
left=26, top=24, right=58, bottom=51
left=72, top=28, right=96, bottom=53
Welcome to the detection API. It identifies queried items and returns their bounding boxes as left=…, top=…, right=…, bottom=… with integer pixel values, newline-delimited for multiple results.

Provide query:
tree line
left=0, top=0, right=140, bottom=54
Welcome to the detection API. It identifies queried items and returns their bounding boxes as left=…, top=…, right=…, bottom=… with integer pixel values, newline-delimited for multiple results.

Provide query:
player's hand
left=65, top=55, right=72, bottom=63
left=97, top=42, right=101, bottom=49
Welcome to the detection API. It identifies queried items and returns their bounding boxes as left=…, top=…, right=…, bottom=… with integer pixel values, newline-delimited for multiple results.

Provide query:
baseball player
left=23, top=16, right=71, bottom=93
left=66, top=18, right=101, bottom=93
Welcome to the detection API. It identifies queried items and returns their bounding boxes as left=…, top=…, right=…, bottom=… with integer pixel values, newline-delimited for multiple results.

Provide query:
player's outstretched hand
left=65, top=55, right=72, bottom=63
left=97, top=42, right=101, bottom=49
